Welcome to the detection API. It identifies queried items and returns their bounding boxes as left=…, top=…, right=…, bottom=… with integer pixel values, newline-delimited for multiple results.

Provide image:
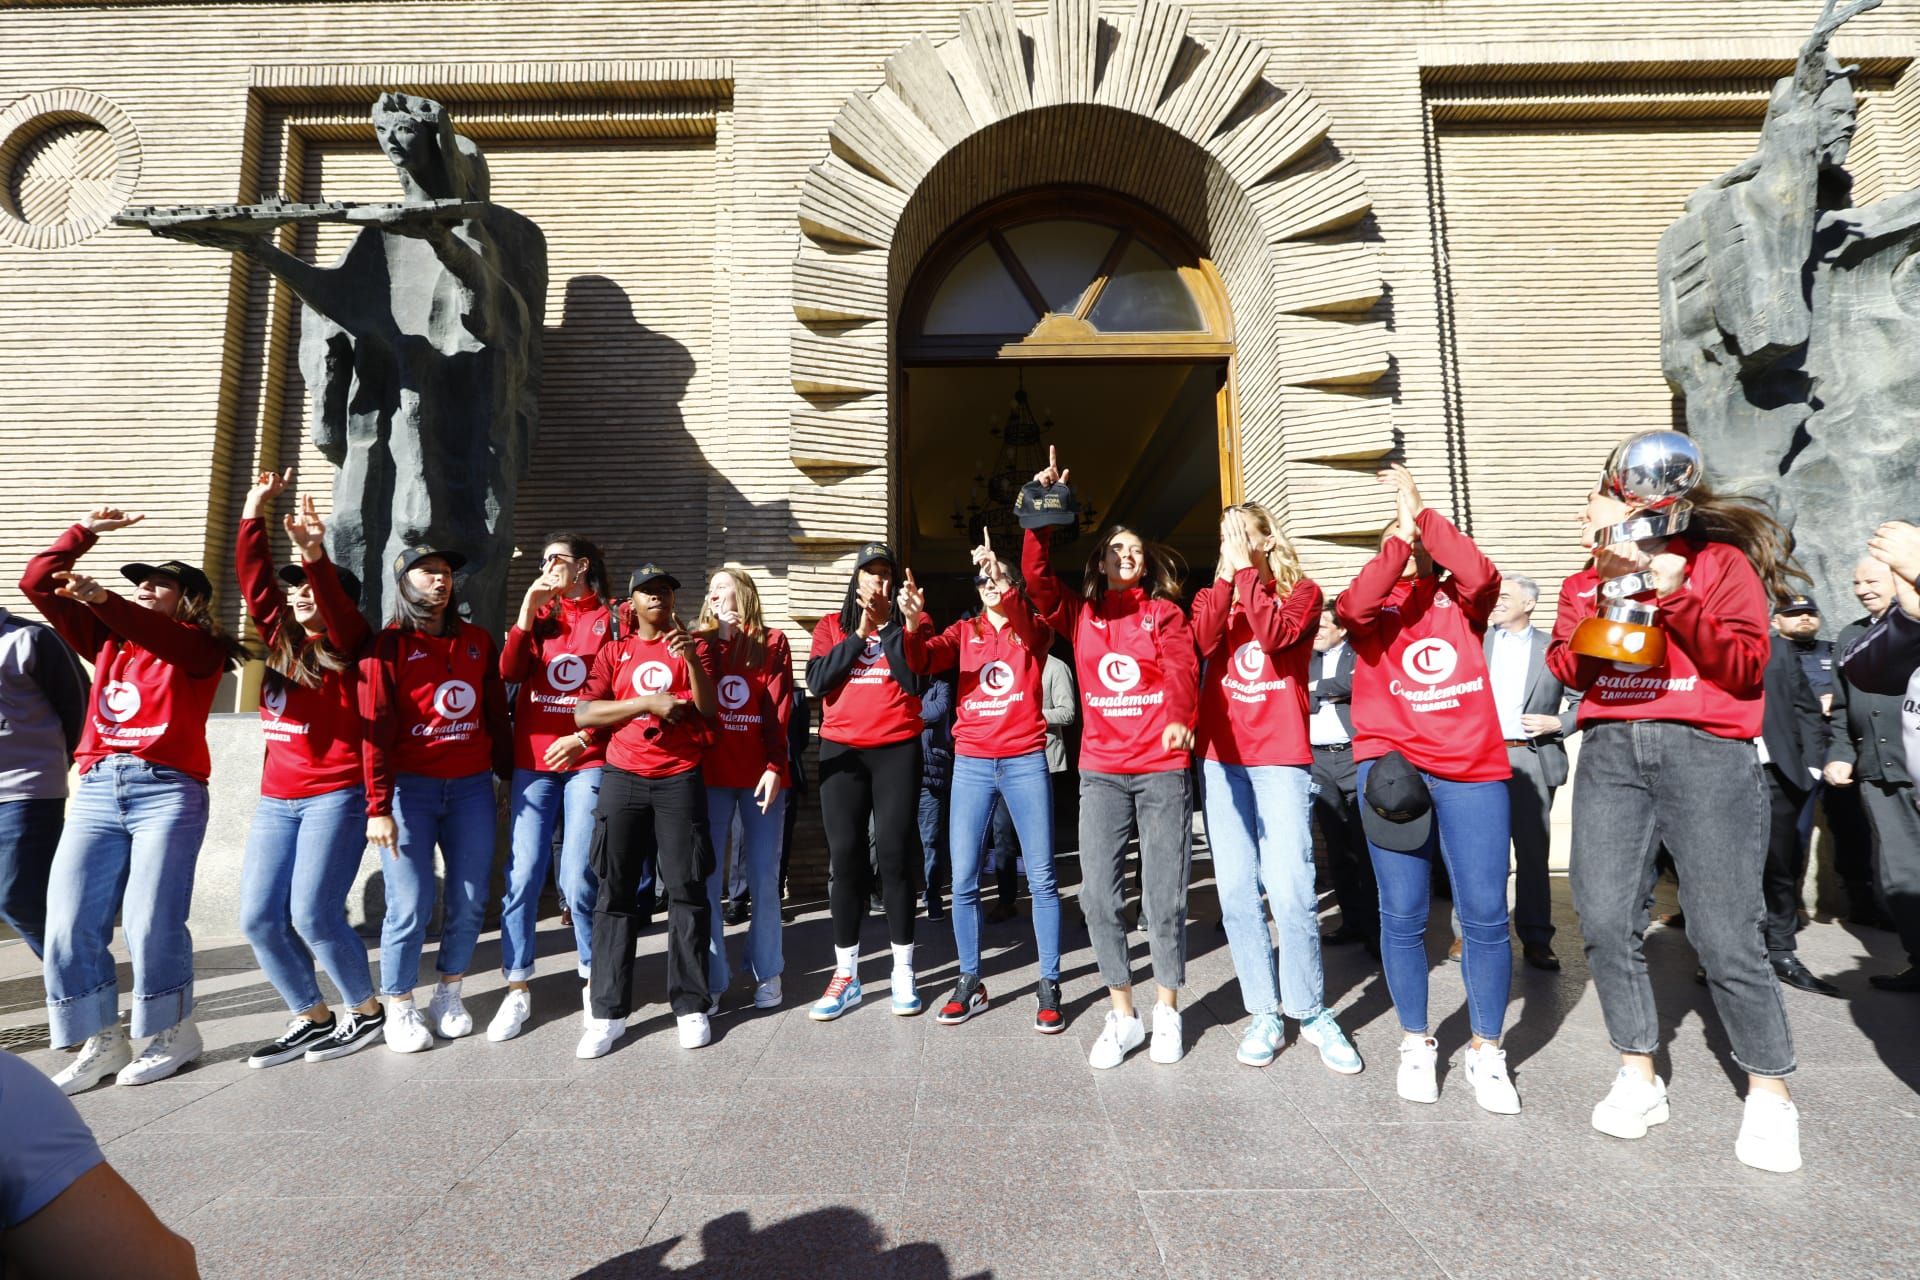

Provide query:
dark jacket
left=919, top=677, right=953, bottom=792
left=1481, top=626, right=1580, bottom=789
left=1828, top=614, right=1912, bottom=785
left=787, top=684, right=811, bottom=797
left=1762, top=634, right=1825, bottom=797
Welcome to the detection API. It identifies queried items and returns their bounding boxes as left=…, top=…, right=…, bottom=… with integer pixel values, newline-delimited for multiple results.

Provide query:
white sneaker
left=1087, top=1010, right=1146, bottom=1070
left=1591, top=1067, right=1670, bottom=1140
left=890, top=967, right=923, bottom=1016
left=427, top=981, right=473, bottom=1038
left=1397, top=1036, right=1440, bottom=1104
left=677, top=1011, right=712, bottom=1049
left=53, top=1025, right=130, bottom=1096
left=383, top=1001, right=434, bottom=1054
left=486, top=989, right=531, bottom=1043
left=1149, top=1004, right=1185, bottom=1064
left=116, top=1018, right=202, bottom=1087
left=1735, top=1091, right=1802, bottom=1173
left=1462, top=1042, right=1520, bottom=1114
left=753, top=976, right=783, bottom=1009
left=576, top=1013, right=622, bottom=1060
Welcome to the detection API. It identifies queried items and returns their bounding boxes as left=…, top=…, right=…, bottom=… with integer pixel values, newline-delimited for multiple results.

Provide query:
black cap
left=628, top=563, right=681, bottom=594
left=1361, top=751, right=1434, bottom=854
left=279, top=562, right=363, bottom=606
left=1774, top=594, right=1819, bottom=616
left=392, top=545, right=466, bottom=578
left=854, top=542, right=896, bottom=572
left=1017, top=480, right=1080, bottom=530
left=120, top=560, right=213, bottom=602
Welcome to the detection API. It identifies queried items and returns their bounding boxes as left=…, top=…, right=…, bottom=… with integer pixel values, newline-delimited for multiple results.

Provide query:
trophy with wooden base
left=1571, top=429, right=1704, bottom=669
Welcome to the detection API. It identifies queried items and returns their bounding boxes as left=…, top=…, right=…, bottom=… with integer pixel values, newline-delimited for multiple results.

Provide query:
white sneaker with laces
left=1591, top=1067, right=1669, bottom=1140
left=486, top=989, right=532, bottom=1043
left=116, top=1018, right=202, bottom=1087
left=53, top=1025, right=130, bottom=1096
left=576, top=1013, right=622, bottom=1060
left=753, top=976, right=782, bottom=1009
left=1735, top=1091, right=1802, bottom=1173
left=1462, top=1042, right=1520, bottom=1114
left=677, top=1011, right=712, bottom=1049
left=427, top=981, right=473, bottom=1038
left=1087, top=1010, right=1146, bottom=1070
left=1397, top=1035, right=1440, bottom=1104
left=1149, top=1004, right=1185, bottom=1064
left=383, top=1001, right=434, bottom=1054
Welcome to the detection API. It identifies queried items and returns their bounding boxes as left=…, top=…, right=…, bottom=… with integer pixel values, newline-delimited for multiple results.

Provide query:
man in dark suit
left=1308, top=600, right=1378, bottom=954
left=1479, top=575, right=1578, bottom=971
left=1826, top=557, right=1920, bottom=990
left=1761, top=615, right=1840, bottom=994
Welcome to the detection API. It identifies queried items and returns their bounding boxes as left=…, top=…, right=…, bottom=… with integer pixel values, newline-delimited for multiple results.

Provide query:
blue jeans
left=1201, top=760, right=1323, bottom=1020
left=920, top=785, right=949, bottom=905
left=1356, top=757, right=1512, bottom=1041
left=705, top=787, right=788, bottom=990
left=42, top=755, right=208, bottom=1046
left=241, top=786, right=375, bottom=1012
left=0, top=797, right=64, bottom=957
left=501, top=767, right=602, bottom=981
left=948, top=751, right=1059, bottom=981
left=381, top=771, right=497, bottom=998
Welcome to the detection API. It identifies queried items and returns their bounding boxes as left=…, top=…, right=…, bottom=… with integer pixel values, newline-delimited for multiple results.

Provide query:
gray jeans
left=1079, top=769, right=1192, bottom=991
left=1570, top=721, right=1795, bottom=1077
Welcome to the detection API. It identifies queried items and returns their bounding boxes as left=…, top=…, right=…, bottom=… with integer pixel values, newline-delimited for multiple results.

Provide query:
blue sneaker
left=891, top=967, right=923, bottom=1016
left=1236, top=1013, right=1284, bottom=1067
left=809, top=973, right=862, bottom=1022
left=1300, top=1010, right=1363, bottom=1075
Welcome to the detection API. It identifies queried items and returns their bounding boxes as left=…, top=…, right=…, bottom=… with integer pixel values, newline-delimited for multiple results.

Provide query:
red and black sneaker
left=935, top=974, right=988, bottom=1026
left=1034, top=977, right=1065, bottom=1034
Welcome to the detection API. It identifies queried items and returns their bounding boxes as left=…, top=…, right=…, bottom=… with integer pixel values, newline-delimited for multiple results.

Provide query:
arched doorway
left=897, top=187, right=1236, bottom=610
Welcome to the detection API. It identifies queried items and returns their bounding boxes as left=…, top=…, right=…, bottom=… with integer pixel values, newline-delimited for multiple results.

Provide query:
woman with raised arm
left=906, top=531, right=1065, bottom=1033
left=1192, top=504, right=1362, bottom=1075
left=1334, top=464, right=1518, bottom=1114
left=490, top=533, right=616, bottom=1042
left=20, top=507, right=246, bottom=1093
left=234, top=471, right=385, bottom=1067
left=572, top=565, right=719, bottom=1057
left=1020, top=448, right=1200, bottom=1070
left=804, top=543, right=935, bottom=1022
left=1549, top=474, right=1805, bottom=1172
left=361, top=545, right=511, bottom=1053
left=695, top=567, right=793, bottom=1011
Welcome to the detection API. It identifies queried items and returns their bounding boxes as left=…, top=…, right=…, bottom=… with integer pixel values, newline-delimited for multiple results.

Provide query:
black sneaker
left=303, top=1006, right=387, bottom=1062
left=1034, top=977, right=1065, bottom=1035
left=724, top=894, right=751, bottom=927
left=248, top=1014, right=337, bottom=1069
left=935, top=974, right=988, bottom=1026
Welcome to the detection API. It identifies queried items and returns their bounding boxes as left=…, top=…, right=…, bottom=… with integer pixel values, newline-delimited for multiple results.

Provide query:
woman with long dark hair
left=491, top=533, right=616, bottom=1041
left=1336, top=464, right=1518, bottom=1114
left=1193, top=503, right=1362, bottom=1075
left=1550, top=474, right=1805, bottom=1172
left=1021, top=449, right=1200, bottom=1070
left=805, top=543, right=934, bottom=1021
left=21, top=506, right=246, bottom=1093
left=234, top=471, right=385, bottom=1066
left=361, top=545, right=510, bottom=1053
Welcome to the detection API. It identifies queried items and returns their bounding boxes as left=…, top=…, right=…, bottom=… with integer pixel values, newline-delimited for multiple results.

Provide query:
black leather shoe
left=1770, top=954, right=1840, bottom=997
left=1869, top=966, right=1920, bottom=992
left=1522, top=944, right=1561, bottom=972
left=1322, top=922, right=1365, bottom=946
left=723, top=895, right=751, bottom=927
left=925, top=896, right=947, bottom=922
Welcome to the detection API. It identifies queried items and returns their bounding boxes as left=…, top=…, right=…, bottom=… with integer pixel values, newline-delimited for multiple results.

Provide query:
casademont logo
left=979, top=660, right=1015, bottom=698
left=262, top=685, right=287, bottom=719
left=718, top=674, right=750, bottom=710
left=632, top=661, right=673, bottom=696
left=1098, top=653, right=1141, bottom=694
left=99, top=680, right=141, bottom=724
left=1400, top=638, right=1457, bottom=686
left=546, top=653, right=587, bottom=693
left=1233, top=641, right=1266, bottom=682
left=433, top=680, right=477, bottom=719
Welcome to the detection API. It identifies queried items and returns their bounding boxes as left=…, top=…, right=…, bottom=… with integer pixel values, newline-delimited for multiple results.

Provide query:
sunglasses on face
left=542, top=553, right=577, bottom=567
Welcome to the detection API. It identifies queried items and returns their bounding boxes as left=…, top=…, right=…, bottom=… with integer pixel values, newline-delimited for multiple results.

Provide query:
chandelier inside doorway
left=951, top=371, right=1097, bottom=549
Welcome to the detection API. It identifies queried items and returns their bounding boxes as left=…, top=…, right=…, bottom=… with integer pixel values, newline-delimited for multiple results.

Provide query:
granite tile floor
left=3, top=873, right=1916, bottom=1280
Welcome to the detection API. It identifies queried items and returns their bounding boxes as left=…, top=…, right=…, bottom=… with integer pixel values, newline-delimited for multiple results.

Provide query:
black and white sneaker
left=248, top=1014, right=337, bottom=1069
left=935, top=974, right=988, bottom=1026
left=303, top=1007, right=386, bottom=1063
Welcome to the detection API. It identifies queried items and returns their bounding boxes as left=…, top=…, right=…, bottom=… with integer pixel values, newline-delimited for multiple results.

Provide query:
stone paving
left=3, top=873, right=1915, bottom=1280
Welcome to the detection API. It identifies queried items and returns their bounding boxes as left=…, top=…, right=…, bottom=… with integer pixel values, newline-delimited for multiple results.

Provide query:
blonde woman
left=695, top=568, right=793, bottom=1010
left=1192, top=505, right=1362, bottom=1074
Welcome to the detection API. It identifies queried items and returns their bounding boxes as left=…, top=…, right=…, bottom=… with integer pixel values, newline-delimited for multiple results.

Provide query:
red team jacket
left=907, top=588, right=1051, bottom=760
left=1335, top=508, right=1510, bottom=783
left=807, top=613, right=930, bottom=750
left=704, top=628, right=794, bottom=789
left=360, top=621, right=512, bottom=816
left=578, top=631, right=718, bottom=777
left=1191, top=568, right=1323, bottom=768
left=499, top=593, right=614, bottom=773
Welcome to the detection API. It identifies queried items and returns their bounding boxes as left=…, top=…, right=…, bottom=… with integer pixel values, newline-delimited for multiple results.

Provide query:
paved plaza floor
left=2, top=874, right=1915, bottom=1280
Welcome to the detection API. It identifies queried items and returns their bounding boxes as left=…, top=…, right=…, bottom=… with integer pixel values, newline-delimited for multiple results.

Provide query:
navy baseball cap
left=392, top=545, right=466, bottom=578
left=1774, top=595, right=1819, bottom=616
left=121, top=559, right=213, bottom=602
left=1361, top=751, right=1434, bottom=854
left=854, top=542, right=897, bottom=572
left=629, top=563, right=681, bottom=594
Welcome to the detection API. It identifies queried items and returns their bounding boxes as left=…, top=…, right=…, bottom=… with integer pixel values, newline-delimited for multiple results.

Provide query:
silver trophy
left=1572, top=430, right=1705, bottom=667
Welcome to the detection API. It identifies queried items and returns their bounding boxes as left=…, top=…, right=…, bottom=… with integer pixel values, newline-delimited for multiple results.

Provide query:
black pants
left=589, top=766, right=713, bottom=1019
left=820, top=737, right=921, bottom=949
left=1762, top=765, right=1812, bottom=955
left=1859, top=778, right=1920, bottom=967
left=1311, top=746, right=1378, bottom=940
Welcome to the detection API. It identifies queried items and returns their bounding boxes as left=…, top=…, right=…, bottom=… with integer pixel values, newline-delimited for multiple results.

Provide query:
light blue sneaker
left=809, top=973, right=862, bottom=1022
left=890, top=968, right=923, bottom=1016
left=1299, top=1010, right=1363, bottom=1075
left=1236, top=1013, right=1285, bottom=1067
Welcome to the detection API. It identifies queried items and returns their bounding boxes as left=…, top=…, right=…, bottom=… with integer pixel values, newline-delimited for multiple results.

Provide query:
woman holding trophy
left=1548, top=430, right=1804, bottom=1173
